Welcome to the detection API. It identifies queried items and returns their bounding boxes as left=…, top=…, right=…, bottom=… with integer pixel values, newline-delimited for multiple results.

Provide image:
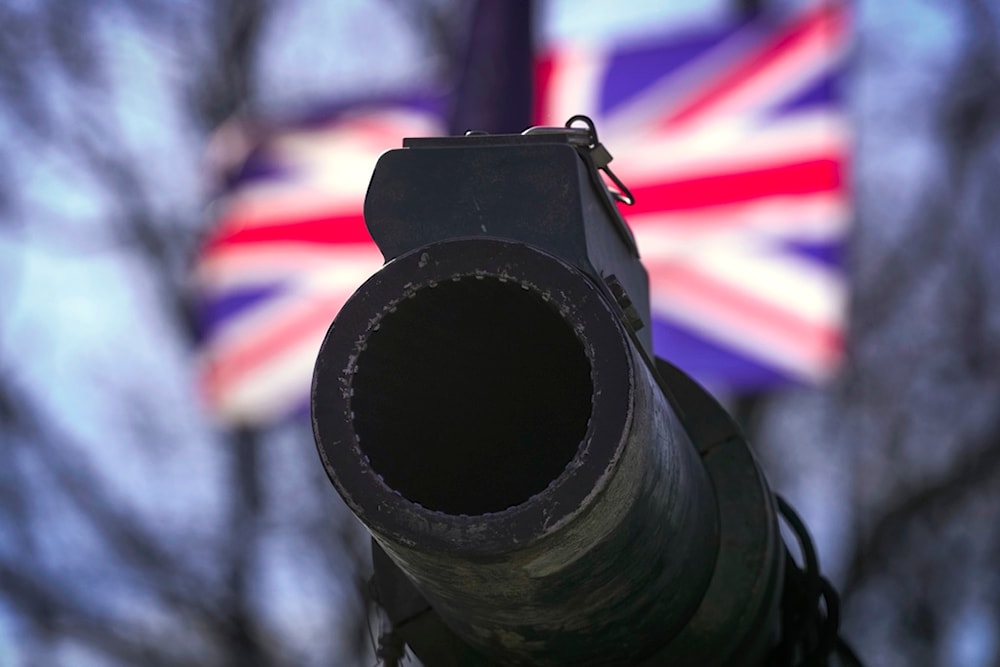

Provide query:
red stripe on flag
left=203, top=213, right=371, bottom=252
left=663, top=3, right=845, bottom=128
left=652, top=260, right=843, bottom=363
left=533, top=52, right=556, bottom=125
left=626, top=158, right=840, bottom=215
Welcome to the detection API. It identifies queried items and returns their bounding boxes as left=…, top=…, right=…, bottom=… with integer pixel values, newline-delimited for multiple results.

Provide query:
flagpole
left=447, top=0, right=533, bottom=135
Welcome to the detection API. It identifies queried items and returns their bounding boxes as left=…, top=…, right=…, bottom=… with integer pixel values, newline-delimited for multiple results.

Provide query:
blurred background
left=1, top=0, right=999, bottom=665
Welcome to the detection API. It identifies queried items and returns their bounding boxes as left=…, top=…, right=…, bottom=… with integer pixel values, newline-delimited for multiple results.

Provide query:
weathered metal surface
left=313, top=238, right=720, bottom=665
left=311, top=128, right=786, bottom=665
left=636, top=360, right=785, bottom=667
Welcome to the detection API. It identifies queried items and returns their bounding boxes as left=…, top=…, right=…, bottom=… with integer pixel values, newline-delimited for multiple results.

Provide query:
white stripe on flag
left=194, top=244, right=383, bottom=293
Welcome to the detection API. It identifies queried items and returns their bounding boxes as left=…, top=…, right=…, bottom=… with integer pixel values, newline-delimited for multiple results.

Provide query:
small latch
left=565, top=115, right=635, bottom=206
left=604, top=274, right=645, bottom=332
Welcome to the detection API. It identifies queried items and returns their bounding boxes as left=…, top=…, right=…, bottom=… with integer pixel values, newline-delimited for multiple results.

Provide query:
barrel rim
left=311, top=237, right=633, bottom=556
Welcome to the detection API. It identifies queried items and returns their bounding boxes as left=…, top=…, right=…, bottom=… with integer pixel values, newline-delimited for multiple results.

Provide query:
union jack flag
left=196, top=3, right=849, bottom=424
left=195, top=103, right=445, bottom=423
left=536, top=1, right=850, bottom=390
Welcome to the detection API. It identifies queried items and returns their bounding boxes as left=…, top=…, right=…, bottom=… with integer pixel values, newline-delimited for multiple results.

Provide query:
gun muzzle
left=312, top=127, right=784, bottom=667
left=313, top=237, right=719, bottom=665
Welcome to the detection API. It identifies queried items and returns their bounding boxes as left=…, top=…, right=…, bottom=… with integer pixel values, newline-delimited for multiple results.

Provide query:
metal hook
left=564, top=115, right=635, bottom=206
